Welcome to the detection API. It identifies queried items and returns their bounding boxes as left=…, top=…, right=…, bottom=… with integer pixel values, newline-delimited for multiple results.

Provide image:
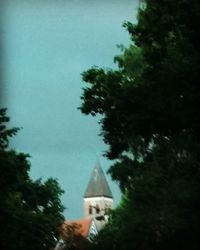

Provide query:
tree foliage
left=80, top=0, right=200, bottom=249
left=0, top=108, right=64, bottom=250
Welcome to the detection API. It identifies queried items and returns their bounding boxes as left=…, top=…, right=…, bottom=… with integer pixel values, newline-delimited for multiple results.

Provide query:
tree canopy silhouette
left=80, top=1, right=200, bottom=249
left=0, top=108, right=65, bottom=250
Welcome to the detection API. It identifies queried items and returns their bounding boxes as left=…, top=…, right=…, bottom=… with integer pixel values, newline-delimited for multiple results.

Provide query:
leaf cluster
left=0, top=108, right=65, bottom=250
left=80, top=0, right=200, bottom=249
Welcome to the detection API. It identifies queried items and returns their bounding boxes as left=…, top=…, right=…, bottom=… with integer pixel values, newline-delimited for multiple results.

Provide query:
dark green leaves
left=80, top=0, right=200, bottom=249
left=0, top=109, right=64, bottom=250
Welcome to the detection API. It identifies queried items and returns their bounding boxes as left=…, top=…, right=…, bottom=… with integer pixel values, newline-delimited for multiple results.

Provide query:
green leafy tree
left=0, top=108, right=64, bottom=250
left=80, top=1, right=200, bottom=249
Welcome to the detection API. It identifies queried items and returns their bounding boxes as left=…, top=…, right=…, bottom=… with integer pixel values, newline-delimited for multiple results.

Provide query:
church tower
left=83, top=161, right=113, bottom=222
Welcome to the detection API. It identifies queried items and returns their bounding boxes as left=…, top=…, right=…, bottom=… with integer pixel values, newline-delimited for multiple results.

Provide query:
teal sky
left=2, top=0, right=139, bottom=219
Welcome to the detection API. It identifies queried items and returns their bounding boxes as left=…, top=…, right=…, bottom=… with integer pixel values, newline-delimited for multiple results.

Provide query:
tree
left=80, top=1, right=200, bottom=249
left=80, top=0, right=200, bottom=159
left=0, top=108, right=65, bottom=250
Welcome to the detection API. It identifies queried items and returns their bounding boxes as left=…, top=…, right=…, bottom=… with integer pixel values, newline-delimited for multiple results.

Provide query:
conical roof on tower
left=84, top=161, right=113, bottom=198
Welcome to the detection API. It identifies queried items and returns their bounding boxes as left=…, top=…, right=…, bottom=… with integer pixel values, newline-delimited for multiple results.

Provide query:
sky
left=1, top=0, right=139, bottom=219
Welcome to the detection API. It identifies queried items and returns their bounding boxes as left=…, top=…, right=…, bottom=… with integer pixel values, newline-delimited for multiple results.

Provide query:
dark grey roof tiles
left=84, top=163, right=113, bottom=198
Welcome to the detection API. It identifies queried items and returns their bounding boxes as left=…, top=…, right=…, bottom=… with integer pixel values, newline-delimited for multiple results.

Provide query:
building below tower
left=55, top=161, right=113, bottom=249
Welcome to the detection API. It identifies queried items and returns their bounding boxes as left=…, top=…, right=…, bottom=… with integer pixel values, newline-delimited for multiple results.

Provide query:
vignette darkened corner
left=1, top=0, right=200, bottom=250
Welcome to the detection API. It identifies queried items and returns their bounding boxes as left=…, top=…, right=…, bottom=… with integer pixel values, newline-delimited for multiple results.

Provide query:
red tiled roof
left=62, top=218, right=92, bottom=238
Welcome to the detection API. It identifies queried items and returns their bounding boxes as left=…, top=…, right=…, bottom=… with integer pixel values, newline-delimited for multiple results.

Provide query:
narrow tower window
left=96, top=205, right=100, bottom=214
left=89, top=205, right=92, bottom=215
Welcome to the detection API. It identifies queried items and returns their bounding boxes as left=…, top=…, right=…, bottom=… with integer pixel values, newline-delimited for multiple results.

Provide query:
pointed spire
left=84, top=161, right=113, bottom=198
